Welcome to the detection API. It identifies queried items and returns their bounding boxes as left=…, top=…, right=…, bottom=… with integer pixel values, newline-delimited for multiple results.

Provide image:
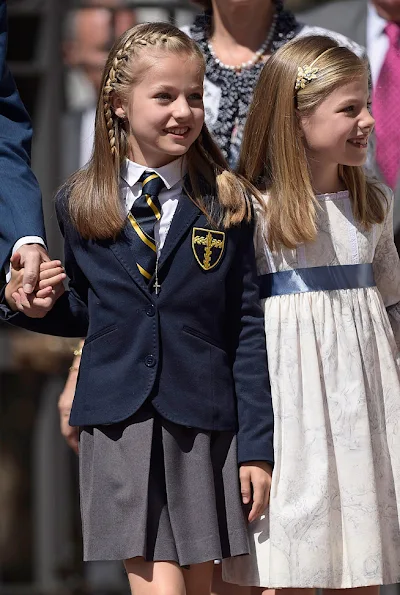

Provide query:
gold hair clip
left=294, top=46, right=338, bottom=92
left=295, top=65, right=319, bottom=91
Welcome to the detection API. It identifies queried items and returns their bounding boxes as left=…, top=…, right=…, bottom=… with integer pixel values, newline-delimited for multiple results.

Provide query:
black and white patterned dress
left=223, top=187, right=400, bottom=588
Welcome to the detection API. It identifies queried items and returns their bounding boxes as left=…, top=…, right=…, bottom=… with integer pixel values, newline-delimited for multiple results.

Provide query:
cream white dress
left=223, top=188, right=400, bottom=589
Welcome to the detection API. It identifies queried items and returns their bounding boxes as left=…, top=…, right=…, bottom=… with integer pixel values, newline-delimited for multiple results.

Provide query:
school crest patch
left=192, top=228, right=225, bottom=271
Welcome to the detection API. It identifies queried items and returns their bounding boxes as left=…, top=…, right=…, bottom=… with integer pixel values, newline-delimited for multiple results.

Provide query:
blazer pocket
left=84, top=325, right=117, bottom=346
left=182, top=325, right=224, bottom=350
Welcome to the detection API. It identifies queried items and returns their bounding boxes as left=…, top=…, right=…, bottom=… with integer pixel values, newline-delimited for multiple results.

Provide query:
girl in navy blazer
left=3, top=23, right=273, bottom=595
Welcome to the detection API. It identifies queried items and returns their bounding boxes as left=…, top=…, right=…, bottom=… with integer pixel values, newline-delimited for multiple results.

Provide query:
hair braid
left=103, top=38, right=134, bottom=158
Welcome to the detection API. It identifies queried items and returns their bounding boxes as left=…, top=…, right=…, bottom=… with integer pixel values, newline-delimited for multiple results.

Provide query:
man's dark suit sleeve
left=0, top=0, right=45, bottom=274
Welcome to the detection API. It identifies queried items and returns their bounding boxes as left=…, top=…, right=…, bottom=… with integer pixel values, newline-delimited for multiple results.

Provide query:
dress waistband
left=258, top=263, right=376, bottom=298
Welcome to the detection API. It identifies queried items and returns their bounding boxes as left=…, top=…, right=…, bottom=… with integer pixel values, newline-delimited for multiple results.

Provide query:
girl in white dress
left=223, top=35, right=400, bottom=594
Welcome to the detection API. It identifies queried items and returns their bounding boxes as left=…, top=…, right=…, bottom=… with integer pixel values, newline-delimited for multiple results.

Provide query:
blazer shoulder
left=297, top=0, right=367, bottom=50
left=54, top=184, right=73, bottom=230
left=298, top=0, right=364, bottom=23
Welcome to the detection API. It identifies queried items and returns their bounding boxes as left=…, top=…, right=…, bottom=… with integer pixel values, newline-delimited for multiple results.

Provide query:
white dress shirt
left=367, top=3, right=389, bottom=86
left=120, top=157, right=186, bottom=253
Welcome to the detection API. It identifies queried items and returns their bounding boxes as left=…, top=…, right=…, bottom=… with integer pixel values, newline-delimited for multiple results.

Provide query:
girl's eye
left=343, top=105, right=355, bottom=113
left=189, top=93, right=203, bottom=101
left=155, top=93, right=172, bottom=101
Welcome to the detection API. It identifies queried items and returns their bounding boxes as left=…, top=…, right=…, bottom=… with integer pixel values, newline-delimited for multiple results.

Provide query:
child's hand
left=5, top=266, right=25, bottom=310
left=3, top=265, right=52, bottom=311
left=240, top=461, right=272, bottom=523
left=7, top=260, right=66, bottom=318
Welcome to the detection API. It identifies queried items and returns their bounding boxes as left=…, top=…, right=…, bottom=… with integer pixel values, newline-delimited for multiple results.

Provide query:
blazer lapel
left=110, top=188, right=203, bottom=291
left=152, top=189, right=202, bottom=279
left=109, top=222, right=151, bottom=295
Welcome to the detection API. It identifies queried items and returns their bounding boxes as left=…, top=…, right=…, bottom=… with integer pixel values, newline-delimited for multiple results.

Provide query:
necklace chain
left=154, top=248, right=161, bottom=295
left=153, top=218, right=173, bottom=295
left=207, top=12, right=278, bottom=73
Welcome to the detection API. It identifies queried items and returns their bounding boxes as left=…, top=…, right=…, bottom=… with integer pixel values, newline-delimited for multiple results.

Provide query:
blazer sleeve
left=0, top=1, right=45, bottom=274
left=0, top=192, right=89, bottom=337
left=227, top=220, right=274, bottom=465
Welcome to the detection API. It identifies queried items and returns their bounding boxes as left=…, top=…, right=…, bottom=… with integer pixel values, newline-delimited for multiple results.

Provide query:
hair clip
left=295, top=65, right=319, bottom=91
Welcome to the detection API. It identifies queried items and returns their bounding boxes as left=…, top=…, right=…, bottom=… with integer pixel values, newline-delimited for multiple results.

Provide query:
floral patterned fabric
left=223, top=187, right=400, bottom=588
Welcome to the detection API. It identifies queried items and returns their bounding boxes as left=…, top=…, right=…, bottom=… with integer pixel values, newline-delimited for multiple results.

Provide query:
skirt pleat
left=79, top=404, right=249, bottom=566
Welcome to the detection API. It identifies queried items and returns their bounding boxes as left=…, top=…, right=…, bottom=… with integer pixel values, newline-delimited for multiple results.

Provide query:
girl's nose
left=173, top=98, right=191, bottom=120
left=360, top=106, right=375, bottom=132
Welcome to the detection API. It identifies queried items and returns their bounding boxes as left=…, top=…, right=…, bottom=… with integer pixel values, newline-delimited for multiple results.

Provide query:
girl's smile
left=347, top=136, right=369, bottom=149
left=162, top=126, right=191, bottom=138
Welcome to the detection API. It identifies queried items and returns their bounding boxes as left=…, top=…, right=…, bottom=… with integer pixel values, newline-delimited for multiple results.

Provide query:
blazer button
left=145, top=355, right=156, bottom=368
left=146, top=305, right=155, bottom=317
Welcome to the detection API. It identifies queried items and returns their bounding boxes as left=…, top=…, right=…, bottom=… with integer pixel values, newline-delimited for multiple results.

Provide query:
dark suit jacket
left=0, top=187, right=274, bottom=465
left=0, top=0, right=45, bottom=273
left=299, top=0, right=367, bottom=47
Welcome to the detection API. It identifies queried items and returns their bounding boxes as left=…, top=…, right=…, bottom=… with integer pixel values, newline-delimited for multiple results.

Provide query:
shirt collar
left=121, top=157, right=186, bottom=190
left=367, top=2, right=388, bottom=40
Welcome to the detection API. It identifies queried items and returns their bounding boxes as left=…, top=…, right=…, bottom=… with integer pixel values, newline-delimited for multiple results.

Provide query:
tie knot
left=385, top=21, right=400, bottom=46
left=139, top=172, right=165, bottom=198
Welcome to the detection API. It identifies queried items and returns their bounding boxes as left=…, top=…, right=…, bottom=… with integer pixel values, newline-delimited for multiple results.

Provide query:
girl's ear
left=111, top=94, right=126, bottom=119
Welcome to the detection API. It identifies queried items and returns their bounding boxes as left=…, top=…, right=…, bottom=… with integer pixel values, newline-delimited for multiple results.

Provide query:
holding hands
left=6, top=259, right=66, bottom=317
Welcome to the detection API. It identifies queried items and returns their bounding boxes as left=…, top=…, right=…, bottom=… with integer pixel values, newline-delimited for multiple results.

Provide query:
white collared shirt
left=367, top=3, right=389, bottom=86
left=120, top=157, right=186, bottom=253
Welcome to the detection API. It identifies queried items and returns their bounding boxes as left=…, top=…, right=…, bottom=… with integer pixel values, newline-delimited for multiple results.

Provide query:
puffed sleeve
left=372, top=187, right=400, bottom=349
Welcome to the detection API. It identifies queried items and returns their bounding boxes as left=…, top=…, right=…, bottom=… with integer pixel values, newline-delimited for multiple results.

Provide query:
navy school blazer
left=1, top=186, right=274, bottom=465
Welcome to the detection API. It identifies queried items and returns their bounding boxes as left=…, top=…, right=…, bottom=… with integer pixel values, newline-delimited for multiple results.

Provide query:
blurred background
left=0, top=1, right=346, bottom=594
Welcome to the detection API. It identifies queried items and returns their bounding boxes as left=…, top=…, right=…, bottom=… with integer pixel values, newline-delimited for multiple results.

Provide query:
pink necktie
left=374, top=22, right=400, bottom=189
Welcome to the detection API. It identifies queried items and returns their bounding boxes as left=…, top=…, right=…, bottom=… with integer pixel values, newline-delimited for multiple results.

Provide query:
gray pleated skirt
left=79, top=404, right=249, bottom=566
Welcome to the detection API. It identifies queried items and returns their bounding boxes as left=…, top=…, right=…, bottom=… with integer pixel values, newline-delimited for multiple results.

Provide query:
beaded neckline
left=207, top=11, right=278, bottom=72
left=190, top=1, right=301, bottom=165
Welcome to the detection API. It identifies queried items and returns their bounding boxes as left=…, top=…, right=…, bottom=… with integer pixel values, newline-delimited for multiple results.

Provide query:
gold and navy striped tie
left=128, top=172, right=165, bottom=283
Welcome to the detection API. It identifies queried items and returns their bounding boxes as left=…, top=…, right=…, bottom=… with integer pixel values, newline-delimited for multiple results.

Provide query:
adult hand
left=58, top=378, right=79, bottom=455
left=11, top=243, right=50, bottom=294
left=240, top=461, right=272, bottom=523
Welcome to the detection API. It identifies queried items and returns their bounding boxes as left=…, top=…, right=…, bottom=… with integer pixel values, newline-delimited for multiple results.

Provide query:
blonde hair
left=238, top=35, right=386, bottom=251
left=66, top=22, right=255, bottom=239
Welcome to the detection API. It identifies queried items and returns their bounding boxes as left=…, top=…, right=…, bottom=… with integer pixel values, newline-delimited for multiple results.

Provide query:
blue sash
left=258, top=263, right=375, bottom=299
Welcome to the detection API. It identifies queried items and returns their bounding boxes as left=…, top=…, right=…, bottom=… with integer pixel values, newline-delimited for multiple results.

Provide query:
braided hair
left=66, top=22, right=261, bottom=240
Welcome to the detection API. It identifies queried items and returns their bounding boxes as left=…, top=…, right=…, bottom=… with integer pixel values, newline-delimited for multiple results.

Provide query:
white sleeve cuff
left=12, top=236, right=46, bottom=255
left=5, top=236, right=47, bottom=282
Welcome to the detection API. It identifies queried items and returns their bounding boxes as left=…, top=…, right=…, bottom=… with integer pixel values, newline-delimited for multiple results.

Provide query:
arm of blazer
left=227, top=220, right=274, bottom=466
left=0, top=192, right=88, bottom=337
left=0, top=1, right=45, bottom=274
